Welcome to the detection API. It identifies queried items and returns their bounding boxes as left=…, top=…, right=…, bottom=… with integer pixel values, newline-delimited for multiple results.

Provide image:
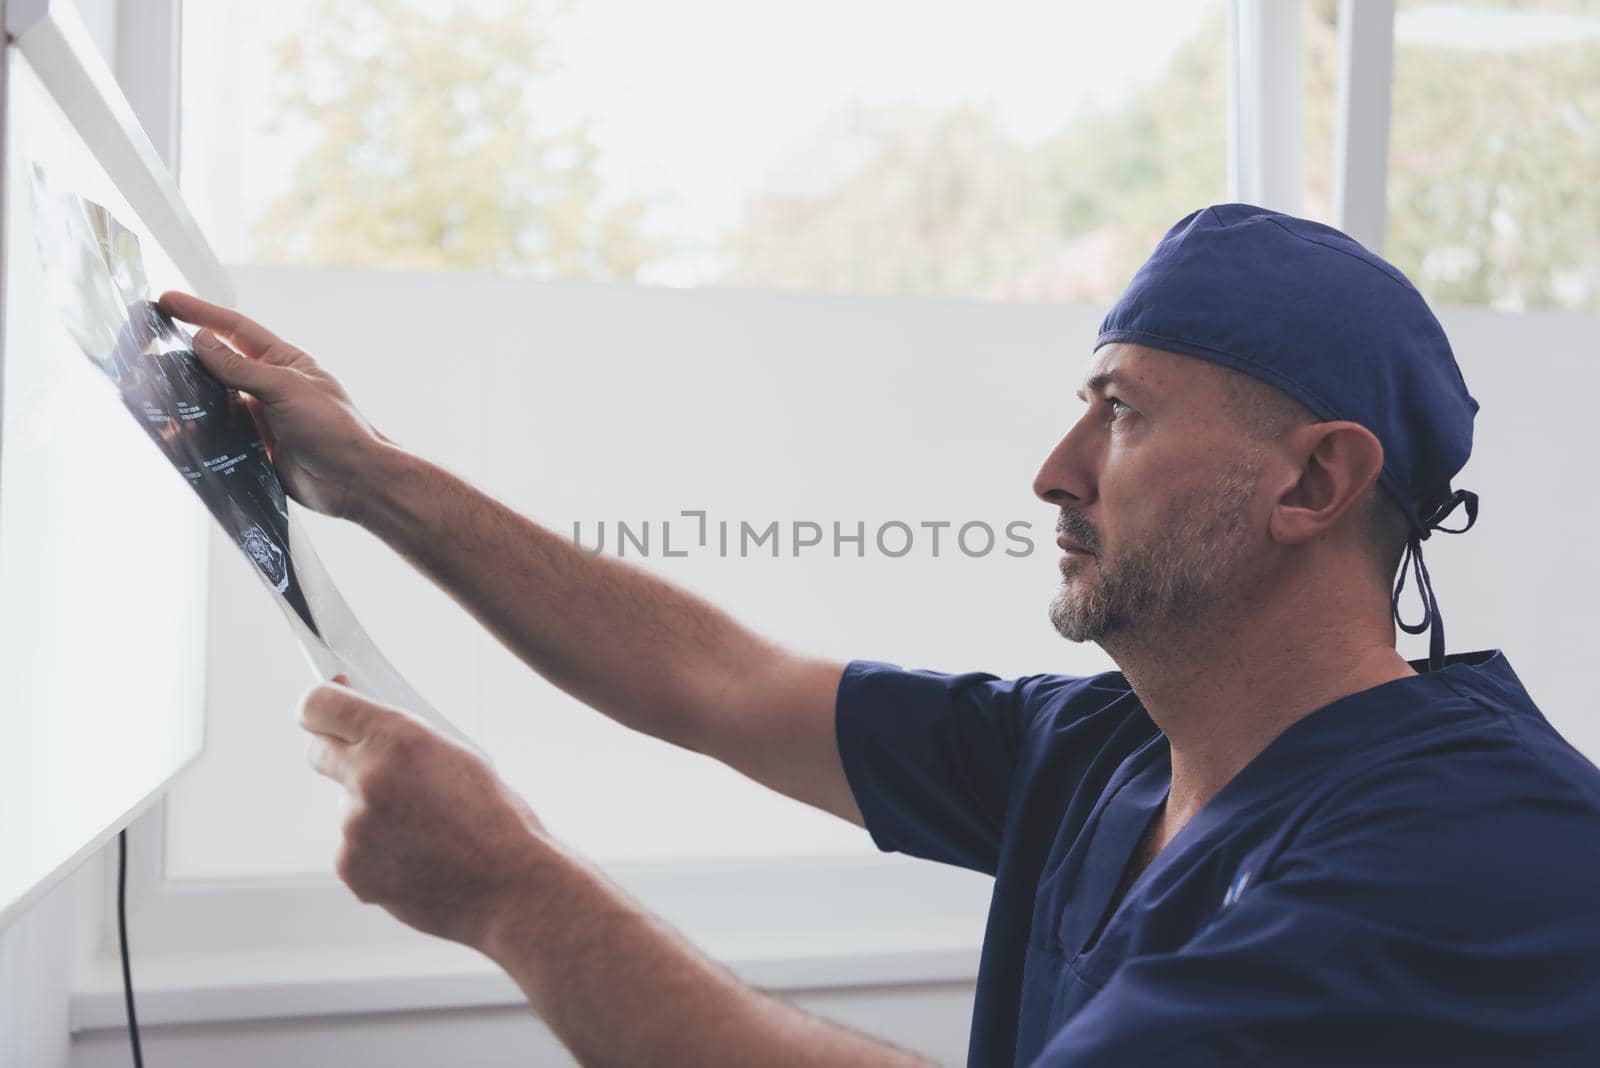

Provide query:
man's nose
left=1032, top=424, right=1095, bottom=507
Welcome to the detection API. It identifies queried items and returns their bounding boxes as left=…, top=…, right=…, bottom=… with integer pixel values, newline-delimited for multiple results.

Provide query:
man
left=159, top=205, right=1600, bottom=1066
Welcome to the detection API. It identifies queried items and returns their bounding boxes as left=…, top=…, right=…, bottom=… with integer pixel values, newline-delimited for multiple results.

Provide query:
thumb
left=192, top=329, right=288, bottom=399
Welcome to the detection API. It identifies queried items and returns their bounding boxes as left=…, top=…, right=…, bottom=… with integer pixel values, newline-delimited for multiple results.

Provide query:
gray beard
left=1049, top=458, right=1260, bottom=644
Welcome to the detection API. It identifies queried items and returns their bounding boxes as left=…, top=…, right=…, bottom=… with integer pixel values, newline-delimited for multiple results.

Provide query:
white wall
left=0, top=885, right=73, bottom=1068
left=0, top=860, right=106, bottom=1068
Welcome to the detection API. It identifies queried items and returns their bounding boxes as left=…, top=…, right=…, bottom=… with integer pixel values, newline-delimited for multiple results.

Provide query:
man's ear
left=1268, top=421, right=1385, bottom=547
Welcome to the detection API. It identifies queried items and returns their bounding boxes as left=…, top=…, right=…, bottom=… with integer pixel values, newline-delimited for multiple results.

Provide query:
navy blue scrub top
left=835, top=649, right=1600, bottom=1066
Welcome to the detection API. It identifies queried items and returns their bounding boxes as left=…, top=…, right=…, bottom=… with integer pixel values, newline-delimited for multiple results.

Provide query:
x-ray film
left=28, top=164, right=476, bottom=752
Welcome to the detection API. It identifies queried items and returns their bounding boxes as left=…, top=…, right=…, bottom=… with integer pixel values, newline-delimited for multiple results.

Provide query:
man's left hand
left=299, top=676, right=544, bottom=949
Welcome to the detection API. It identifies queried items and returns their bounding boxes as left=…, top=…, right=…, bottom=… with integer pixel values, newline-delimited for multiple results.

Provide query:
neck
left=1101, top=576, right=1416, bottom=825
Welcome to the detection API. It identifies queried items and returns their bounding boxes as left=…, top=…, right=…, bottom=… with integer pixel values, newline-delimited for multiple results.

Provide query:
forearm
left=353, top=444, right=784, bottom=749
left=481, top=836, right=937, bottom=1068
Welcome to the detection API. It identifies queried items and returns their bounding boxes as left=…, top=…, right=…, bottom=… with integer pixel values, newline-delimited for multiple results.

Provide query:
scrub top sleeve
left=835, top=659, right=1046, bottom=876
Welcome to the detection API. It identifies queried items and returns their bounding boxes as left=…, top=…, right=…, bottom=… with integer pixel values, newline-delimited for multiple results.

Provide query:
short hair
left=1204, top=361, right=1412, bottom=585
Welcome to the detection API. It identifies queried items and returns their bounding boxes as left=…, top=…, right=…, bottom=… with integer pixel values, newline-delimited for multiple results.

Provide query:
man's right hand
left=158, top=290, right=392, bottom=521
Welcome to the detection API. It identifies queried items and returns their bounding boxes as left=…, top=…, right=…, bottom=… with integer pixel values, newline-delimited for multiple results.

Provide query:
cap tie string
left=1392, top=489, right=1478, bottom=672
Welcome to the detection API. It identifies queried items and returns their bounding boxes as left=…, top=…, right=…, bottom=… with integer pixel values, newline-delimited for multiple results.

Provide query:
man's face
left=1033, top=343, right=1269, bottom=644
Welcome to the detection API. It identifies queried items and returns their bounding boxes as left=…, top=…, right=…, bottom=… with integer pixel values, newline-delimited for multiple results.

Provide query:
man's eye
left=1108, top=396, right=1132, bottom=418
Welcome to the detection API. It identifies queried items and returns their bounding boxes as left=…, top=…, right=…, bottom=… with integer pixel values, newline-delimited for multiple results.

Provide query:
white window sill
left=70, top=919, right=982, bottom=1032
left=73, top=852, right=991, bottom=1032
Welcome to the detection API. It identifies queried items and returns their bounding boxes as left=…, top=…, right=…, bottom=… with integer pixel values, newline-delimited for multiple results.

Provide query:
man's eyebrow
left=1074, top=371, right=1141, bottom=403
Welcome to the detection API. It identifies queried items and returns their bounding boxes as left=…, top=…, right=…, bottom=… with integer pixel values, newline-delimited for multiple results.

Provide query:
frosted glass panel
left=163, top=268, right=1600, bottom=881
left=165, top=269, right=1112, bottom=879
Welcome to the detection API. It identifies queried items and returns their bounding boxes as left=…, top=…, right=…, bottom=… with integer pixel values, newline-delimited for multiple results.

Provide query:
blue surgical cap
left=1096, top=203, right=1479, bottom=672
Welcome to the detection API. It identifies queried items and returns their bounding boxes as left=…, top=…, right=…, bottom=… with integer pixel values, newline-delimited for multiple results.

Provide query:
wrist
left=346, top=441, right=428, bottom=532
left=477, top=828, right=578, bottom=958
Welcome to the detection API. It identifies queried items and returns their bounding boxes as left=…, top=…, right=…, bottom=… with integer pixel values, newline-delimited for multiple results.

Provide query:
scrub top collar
left=1092, top=647, right=1511, bottom=920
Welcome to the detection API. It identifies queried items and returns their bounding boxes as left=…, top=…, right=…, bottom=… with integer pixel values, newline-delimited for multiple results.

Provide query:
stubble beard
left=1048, top=459, right=1261, bottom=645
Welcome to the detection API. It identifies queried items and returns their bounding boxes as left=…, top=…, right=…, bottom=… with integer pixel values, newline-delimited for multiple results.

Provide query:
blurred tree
left=717, top=104, right=1071, bottom=298
left=253, top=0, right=1597, bottom=309
left=721, top=0, right=1598, bottom=311
left=254, top=0, right=656, bottom=277
left=718, top=3, right=1230, bottom=302
left=1024, top=4, right=1231, bottom=298
left=1384, top=0, right=1600, bottom=310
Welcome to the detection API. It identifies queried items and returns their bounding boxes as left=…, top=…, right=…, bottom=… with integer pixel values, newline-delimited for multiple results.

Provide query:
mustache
left=1056, top=510, right=1098, bottom=553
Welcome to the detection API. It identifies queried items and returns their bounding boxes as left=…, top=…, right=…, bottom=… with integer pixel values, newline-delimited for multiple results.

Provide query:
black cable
left=117, top=829, right=145, bottom=1068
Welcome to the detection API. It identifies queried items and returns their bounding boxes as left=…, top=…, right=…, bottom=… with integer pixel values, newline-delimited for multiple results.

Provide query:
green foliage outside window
left=255, top=0, right=1600, bottom=311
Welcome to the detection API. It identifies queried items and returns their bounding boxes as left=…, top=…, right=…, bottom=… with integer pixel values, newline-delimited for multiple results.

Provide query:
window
left=101, top=0, right=1600, bottom=1034
left=181, top=0, right=1228, bottom=302
left=1386, top=0, right=1600, bottom=310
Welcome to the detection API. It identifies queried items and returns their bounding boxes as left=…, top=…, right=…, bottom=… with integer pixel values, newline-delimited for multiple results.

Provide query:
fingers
left=191, top=330, right=292, bottom=399
left=297, top=678, right=383, bottom=744
left=306, top=733, right=355, bottom=787
left=158, top=290, right=287, bottom=362
left=238, top=392, right=277, bottom=455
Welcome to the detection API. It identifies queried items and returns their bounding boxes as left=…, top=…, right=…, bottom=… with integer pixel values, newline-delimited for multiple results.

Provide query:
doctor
left=160, top=205, right=1600, bottom=1066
